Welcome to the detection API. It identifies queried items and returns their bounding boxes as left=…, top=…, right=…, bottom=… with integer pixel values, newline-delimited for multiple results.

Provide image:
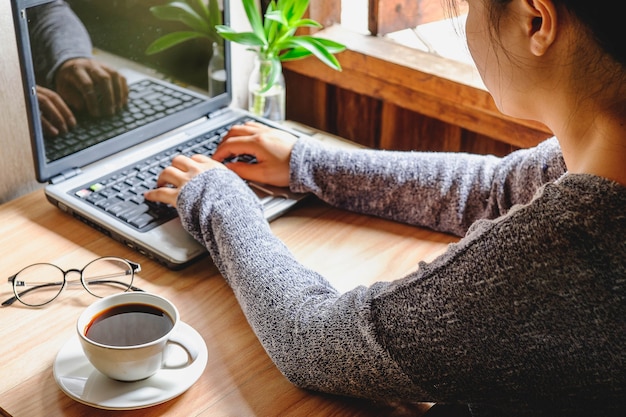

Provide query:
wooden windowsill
left=283, top=25, right=552, bottom=149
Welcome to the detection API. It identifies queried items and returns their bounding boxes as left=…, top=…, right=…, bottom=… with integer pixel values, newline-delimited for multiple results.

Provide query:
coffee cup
left=76, top=292, right=199, bottom=382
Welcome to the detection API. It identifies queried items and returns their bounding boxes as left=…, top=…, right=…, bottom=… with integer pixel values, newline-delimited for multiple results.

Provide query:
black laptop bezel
left=11, top=0, right=233, bottom=183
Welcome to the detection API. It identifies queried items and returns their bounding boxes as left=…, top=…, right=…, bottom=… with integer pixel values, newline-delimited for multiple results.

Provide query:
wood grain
left=0, top=165, right=459, bottom=416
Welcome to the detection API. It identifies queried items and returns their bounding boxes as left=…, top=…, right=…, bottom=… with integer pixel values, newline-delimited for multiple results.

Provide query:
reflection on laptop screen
left=15, top=0, right=230, bottom=182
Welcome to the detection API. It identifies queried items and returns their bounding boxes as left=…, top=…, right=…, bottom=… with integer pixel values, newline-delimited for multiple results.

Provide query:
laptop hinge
left=50, top=167, right=82, bottom=184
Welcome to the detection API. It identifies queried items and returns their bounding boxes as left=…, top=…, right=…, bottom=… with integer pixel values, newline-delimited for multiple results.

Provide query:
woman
left=145, top=0, right=625, bottom=415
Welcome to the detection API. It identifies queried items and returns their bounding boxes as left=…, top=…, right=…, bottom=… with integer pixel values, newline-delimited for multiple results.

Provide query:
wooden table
left=0, top=130, right=459, bottom=417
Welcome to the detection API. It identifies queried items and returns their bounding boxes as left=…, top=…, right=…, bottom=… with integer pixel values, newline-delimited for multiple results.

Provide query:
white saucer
left=53, top=321, right=208, bottom=410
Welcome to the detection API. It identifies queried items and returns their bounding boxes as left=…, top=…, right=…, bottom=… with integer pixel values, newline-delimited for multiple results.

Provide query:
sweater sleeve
left=289, top=136, right=566, bottom=236
left=176, top=169, right=429, bottom=401
left=28, top=0, right=93, bottom=87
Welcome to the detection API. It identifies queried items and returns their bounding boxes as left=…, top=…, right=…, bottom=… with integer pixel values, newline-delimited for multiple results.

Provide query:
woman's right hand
left=213, top=121, right=297, bottom=187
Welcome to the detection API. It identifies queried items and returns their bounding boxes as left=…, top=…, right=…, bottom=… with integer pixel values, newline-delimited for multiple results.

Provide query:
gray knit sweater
left=177, top=136, right=626, bottom=416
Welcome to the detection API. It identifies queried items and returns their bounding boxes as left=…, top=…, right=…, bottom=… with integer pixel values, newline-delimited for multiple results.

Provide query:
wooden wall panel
left=379, top=103, right=462, bottom=152
left=285, top=71, right=328, bottom=129
left=326, top=86, right=382, bottom=149
left=285, top=67, right=522, bottom=158
left=461, top=131, right=520, bottom=156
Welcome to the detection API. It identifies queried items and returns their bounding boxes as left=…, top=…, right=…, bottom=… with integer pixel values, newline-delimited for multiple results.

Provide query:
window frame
left=282, top=22, right=552, bottom=149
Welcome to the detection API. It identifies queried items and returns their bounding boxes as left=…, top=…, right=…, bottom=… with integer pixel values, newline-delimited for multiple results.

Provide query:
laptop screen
left=12, top=0, right=231, bottom=183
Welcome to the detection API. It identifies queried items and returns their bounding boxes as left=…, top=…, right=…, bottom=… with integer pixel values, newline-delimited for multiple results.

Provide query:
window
left=341, top=0, right=471, bottom=65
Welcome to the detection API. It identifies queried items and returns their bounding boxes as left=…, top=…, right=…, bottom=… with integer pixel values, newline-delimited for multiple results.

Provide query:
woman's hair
left=445, top=0, right=625, bottom=68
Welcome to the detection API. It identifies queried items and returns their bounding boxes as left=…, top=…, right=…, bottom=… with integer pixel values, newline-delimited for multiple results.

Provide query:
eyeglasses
left=2, top=257, right=143, bottom=307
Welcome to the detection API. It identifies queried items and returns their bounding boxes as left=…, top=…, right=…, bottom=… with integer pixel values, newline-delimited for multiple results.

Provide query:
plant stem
left=251, top=58, right=271, bottom=116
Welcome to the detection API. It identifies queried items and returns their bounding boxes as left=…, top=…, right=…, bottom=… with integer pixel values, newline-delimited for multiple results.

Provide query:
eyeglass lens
left=12, top=264, right=65, bottom=306
left=82, top=257, right=134, bottom=298
left=12, top=258, right=134, bottom=307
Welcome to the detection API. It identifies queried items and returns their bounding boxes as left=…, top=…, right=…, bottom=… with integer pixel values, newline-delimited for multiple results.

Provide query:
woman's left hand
left=144, top=154, right=226, bottom=207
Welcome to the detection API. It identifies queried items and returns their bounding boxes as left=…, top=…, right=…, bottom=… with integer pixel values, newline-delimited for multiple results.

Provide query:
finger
left=212, top=137, right=259, bottom=162
left=37, top=87, right=76, bottom=133
left=40, top=116, right=59, bottom=137
left=89, top=67, right=115, bottom=116
left=190, top=154, right=212, bottom=162
left=143, top=187, right=179, bottom=208
left=223, top=123, right=268, bottom=140
left=112, top=71, right=129, bottom=109
left=38, top=100, right=67, bottom=134
left=46, top=92, right=76, bottom=129
left=243, top=120, right=268, bottom=129
left=155, top=165, right=187, bottom=188
left=170, top=154, right=197, bottom=170
left=74, top=72, right=100, bottom=118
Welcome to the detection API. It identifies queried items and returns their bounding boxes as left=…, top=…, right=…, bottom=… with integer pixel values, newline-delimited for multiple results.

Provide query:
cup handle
left=162, top=327, right=200, bottom=370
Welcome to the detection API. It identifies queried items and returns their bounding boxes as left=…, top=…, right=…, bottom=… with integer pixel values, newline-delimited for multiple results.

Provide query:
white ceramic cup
left=77, top=292, right=199, bottom=382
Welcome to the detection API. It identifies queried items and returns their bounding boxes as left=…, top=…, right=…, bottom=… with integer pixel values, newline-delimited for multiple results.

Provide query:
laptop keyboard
left=72, top=117, right=257, bottom=232
left=45, top=79, right=204, bottom=162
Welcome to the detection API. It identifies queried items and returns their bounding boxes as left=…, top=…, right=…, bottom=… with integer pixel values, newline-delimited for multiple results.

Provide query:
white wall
left=229, top=0, right=255, bottom=110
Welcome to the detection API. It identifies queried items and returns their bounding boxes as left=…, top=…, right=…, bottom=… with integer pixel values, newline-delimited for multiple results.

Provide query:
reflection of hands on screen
left=36, top=85, right=76, bottom=137
left=55, top=58, right=129, bottom=118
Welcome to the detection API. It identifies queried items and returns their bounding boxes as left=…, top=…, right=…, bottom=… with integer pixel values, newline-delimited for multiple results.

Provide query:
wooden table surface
left=0, top=130, right=460, bottom=417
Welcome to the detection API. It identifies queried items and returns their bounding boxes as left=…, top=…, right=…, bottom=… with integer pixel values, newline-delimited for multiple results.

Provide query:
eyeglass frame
left=2, top=256, right=143, bottom=307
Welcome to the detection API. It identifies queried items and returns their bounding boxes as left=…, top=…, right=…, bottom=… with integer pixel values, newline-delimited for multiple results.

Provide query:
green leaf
left=194, top=0, right=210, bottom=22
left=310, top=37, right=347, bottom=54
left=285, top=0, right=309, bottom=23
left=214, top=0, right=345, bottom=72
left=278, top=47, right=312, bottom=61
left=279, top=36, right=343, bottom=70
left=292, top=18, right=322, bottom=29
left=216, top=25, right=265, bottom=47
left=145, top=31, right=208, bottom=55
left=264, top=3, right=280, bottom=46
left=207, top=0, right=222, bottom=27
left=242, top=0, right=267, bottom=44
left=265, top=10, right=288, bottom=26
left=149, top=2, right=210, bottom=35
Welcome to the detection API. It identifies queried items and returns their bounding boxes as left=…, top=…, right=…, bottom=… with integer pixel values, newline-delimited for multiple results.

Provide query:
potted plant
left=216, top=0, right=345, bottom=120
left=146, top=0, right=345, bottom=121
left=146, top=0, right=226, bottom=96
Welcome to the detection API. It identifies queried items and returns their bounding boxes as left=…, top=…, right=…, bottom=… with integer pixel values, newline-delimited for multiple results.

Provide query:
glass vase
left=208, top=42, right=226, bottom=97
left=248, top=56, right=285, bottom=121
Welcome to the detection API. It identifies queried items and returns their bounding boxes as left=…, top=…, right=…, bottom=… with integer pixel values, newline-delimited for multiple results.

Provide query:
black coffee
left=85, top=303, right=174, bottom=346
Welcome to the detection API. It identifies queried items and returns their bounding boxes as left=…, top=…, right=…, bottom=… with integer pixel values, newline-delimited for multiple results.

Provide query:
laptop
left=12, top=0, right=306, bottom=269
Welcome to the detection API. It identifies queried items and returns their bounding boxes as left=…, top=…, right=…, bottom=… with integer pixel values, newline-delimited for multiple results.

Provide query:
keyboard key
left=73, top=116, right=257, bottom=231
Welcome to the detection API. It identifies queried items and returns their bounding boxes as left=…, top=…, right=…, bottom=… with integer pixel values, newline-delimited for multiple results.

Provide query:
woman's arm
left=289, top=136, right=566, bottom=235
left=176, top=168, right=428, bottom=401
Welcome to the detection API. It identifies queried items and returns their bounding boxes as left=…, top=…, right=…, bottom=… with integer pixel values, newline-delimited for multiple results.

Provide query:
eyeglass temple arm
left=86, top=279, right=145, bottom=292
left=1, top=280, right=63, bottom=307
left=83, top=261, right=142, bottom=292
